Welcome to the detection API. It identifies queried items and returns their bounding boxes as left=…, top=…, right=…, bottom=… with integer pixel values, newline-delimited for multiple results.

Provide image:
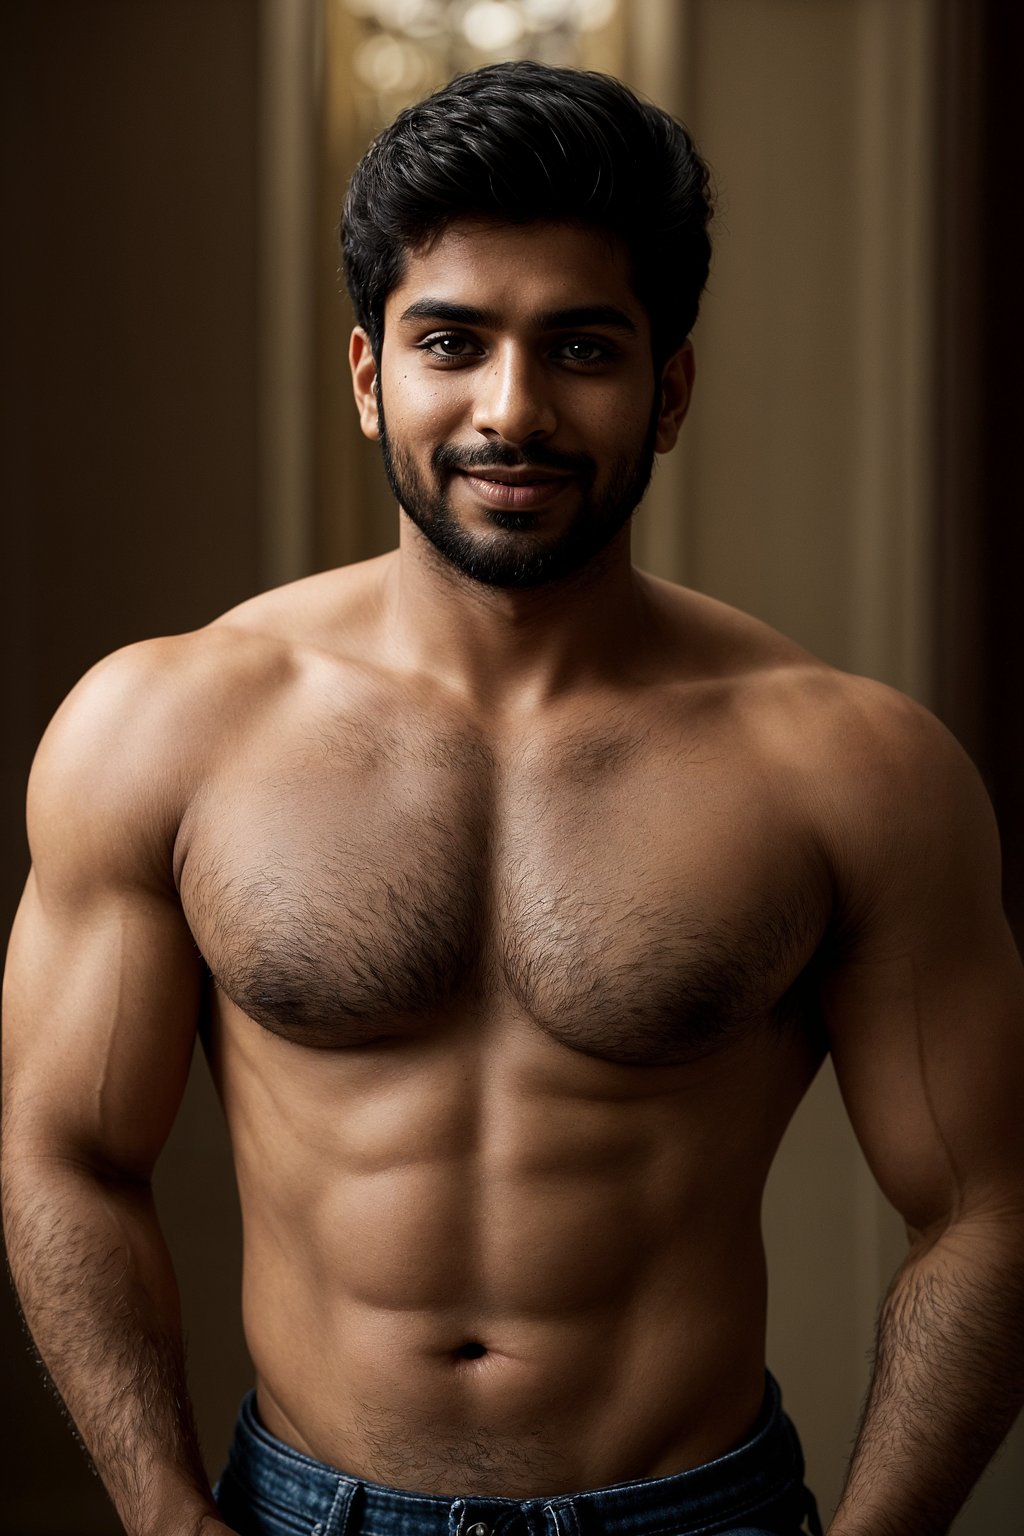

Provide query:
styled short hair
left=341, top=60, right=713, bottom=372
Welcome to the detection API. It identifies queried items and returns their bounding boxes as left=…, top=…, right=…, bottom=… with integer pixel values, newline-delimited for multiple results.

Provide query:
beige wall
left=631, top=0, right=933, bottom=695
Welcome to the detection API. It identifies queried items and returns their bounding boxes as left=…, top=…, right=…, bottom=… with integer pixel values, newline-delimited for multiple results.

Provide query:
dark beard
left=376, top=383, right=661, bottom=590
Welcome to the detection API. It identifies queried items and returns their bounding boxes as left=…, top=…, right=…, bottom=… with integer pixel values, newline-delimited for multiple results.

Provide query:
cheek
left=582, top=375, right=655, bottom=441
left=590, top=406, right=653, bottom=462
left=386, top=380, right=463, bottom=442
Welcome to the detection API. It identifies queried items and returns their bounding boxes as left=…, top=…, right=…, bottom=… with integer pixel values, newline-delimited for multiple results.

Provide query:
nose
left=470, top=343, right=557, bottom=445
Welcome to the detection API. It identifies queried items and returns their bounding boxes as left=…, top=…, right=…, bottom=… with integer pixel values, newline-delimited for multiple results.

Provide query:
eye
left=417, top=331, right=481, bottom=363
left=555, top=337, right=616, bottom=366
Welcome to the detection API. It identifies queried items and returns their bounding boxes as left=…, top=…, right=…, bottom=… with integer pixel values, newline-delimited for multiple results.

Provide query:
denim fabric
left=214, top=1373, right=823, bottom=1536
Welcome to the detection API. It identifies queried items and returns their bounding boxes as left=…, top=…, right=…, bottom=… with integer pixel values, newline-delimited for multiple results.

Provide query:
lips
left=459, top=470, right=572, bottom=509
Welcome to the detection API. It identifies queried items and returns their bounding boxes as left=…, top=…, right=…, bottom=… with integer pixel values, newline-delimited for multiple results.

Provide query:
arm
left=819, top=690, right=1024, bottom=1536
left=1, top=643, right=234, bottom=1536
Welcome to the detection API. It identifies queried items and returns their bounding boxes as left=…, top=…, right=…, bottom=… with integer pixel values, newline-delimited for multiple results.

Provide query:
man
left=3, top=59, right=1023, bottom=1536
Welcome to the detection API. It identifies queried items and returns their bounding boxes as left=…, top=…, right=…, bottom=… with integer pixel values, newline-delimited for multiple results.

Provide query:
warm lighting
left=354, top=32, right=430, bottom=93
left=339, top=0, right=619, bottom=122
left=461, top=1, right=525, bottom=52
left=341, top=0, right=618, bottom=55
left=520, top=0, right=574, bottom=25
left=372, top=0, right=443, bottom=30
left=574, top=0, right=616, bottom=29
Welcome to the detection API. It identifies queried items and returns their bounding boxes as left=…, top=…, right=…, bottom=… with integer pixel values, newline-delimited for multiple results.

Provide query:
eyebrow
left=397, top=299, right=639, bottom=336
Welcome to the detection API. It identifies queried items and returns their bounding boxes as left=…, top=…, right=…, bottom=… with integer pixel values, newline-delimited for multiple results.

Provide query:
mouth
left=458, top=470, right=573, bottom=510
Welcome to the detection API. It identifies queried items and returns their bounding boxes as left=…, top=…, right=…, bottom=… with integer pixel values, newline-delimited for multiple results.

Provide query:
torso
left=173, top=560, right=838, bottom=1495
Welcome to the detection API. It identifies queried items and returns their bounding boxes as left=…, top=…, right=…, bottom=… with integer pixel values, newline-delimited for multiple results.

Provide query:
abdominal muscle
left=212, top=1003, right=810, bottom=1498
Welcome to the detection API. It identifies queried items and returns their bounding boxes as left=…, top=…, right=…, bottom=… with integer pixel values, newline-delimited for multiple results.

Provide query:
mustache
left=432, top=441, right=595, bottom=479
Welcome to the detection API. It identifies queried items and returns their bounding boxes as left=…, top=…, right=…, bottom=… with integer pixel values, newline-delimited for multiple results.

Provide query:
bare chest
left=179, top=720, right=829, bottom=1066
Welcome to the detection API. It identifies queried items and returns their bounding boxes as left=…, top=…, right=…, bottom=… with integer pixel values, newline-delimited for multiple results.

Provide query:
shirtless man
left=3, top=60, right=1024, bottom=1536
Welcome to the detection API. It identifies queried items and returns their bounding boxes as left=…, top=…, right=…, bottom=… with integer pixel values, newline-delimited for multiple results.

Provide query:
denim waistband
left=218, top=1372, right=815, bottom=1536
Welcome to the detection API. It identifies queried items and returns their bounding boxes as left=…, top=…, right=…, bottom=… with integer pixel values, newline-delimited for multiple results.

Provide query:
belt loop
left=316, top=1475, right=358, bottom=1536
left=449, top=1496, right=468, bottom=1536
left=544, top=1501, right=581, bottom=1536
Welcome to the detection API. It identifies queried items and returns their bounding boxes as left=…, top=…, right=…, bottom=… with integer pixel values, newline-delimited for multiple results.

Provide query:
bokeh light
left=339, top=0, right=619, bottom=129
left=461, top=2, right=526, bottom=53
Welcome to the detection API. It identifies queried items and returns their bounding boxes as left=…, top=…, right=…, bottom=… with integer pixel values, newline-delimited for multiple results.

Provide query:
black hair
left=340, top=60, right=713, bottom=372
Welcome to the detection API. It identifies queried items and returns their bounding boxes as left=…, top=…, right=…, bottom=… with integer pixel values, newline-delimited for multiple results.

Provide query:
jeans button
left=467, top=1524, right=491, bottom=1536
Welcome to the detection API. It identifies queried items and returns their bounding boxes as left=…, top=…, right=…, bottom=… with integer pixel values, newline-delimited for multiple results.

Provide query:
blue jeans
left=214, top=1373, right=823, bottom=1536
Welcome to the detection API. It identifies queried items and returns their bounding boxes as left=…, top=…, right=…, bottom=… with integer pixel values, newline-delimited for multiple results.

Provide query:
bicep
left=823, top=712, right=1024, bottom=1235
left=1, top=646, right=205, bottom=1181
left=3, top=871, right=202, bottom=1180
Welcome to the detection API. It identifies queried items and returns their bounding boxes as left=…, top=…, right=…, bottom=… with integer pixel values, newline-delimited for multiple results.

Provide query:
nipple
left=455, top=1341, right=487, bottom=1360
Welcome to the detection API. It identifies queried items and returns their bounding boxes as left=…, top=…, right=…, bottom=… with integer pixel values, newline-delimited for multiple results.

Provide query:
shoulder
left=27, top=561, right=387, bottom=875
left=33, top=562, right=373, bottom=779
left=744, top=662, right=998, bottom=925
left=770, top=668, right=986, bottom=838
left=26, top=597, right=311, bottom=884
left=734, top=635, right=990, bottom=869
left=654, top=578, right=994, bottom=872
left=661, top=580, right=972, bottom=785
left=33, top=624, right=285, bottom=789
left=758, top=664, right=964, bottom=791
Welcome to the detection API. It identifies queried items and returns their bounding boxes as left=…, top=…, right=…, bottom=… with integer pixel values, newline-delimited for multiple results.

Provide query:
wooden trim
left=258, top=0, right=318, bottom=585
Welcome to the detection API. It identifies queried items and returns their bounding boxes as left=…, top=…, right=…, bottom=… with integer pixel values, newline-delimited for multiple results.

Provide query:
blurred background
left=2, top=0, right=1022, bottom=1530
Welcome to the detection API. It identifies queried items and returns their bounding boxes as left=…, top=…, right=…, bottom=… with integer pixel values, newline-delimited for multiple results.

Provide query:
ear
left=654, top=340, right=695, bottom=454
left=349, top=326, right=381, bottom=441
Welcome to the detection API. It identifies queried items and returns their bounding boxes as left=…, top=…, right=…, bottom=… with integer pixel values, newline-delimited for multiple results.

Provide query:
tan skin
left=3, top=221, right=1024, bottom=1536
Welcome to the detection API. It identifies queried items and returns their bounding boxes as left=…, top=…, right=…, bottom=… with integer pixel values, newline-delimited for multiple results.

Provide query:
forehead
left=384, top=219, right=646, bottom=334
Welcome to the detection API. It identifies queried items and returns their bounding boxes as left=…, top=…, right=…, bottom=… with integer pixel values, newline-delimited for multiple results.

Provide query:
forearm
left=2, top=1151, right=223, bottom=1536
left=830, top=1213, right=1024, bottom=1536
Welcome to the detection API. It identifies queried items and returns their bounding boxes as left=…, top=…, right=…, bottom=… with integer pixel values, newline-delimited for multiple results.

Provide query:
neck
left=378, top=519, right=660, bottom=713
